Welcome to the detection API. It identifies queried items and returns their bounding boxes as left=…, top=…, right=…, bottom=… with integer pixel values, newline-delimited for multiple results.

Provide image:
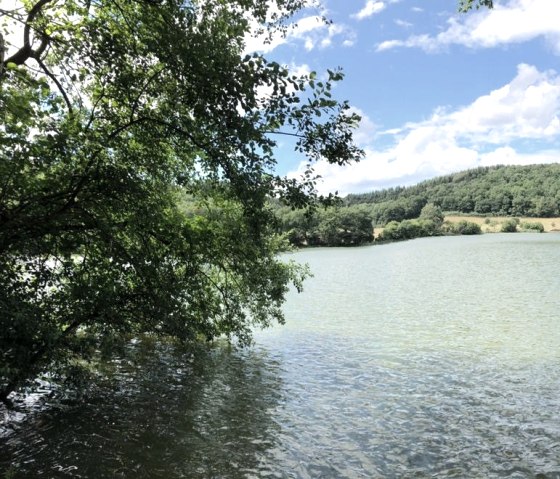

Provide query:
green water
left=2, top=234, right=560, bottom=478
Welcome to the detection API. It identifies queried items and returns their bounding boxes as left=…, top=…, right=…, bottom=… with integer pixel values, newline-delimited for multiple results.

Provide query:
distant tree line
left=272, top=164, right=557, bottom=247
left=345, top=165, right=560, bottom=225
left=377, top=204, right=482, bottom=241
left=273, top=204, right=374, bottom=247
left=272, top=202, right=483, bottom=247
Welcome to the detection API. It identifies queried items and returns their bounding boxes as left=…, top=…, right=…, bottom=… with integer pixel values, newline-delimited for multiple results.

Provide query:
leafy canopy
left=0, top=0, right=362, bottom=403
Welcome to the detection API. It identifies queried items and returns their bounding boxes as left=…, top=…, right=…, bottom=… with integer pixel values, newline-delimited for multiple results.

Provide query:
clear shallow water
left=2, top=234, right=560, bottom=478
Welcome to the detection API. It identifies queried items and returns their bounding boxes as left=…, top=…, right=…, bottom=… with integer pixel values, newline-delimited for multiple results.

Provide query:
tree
left=315, top=206, right=373, bottom=246
left=335, top=206, right=374, bottom=245
left=419, top=203, right=444, bottom=227
left=346, top=164, right=560, bottom=220
left=378, top=221, right=401, bottom=241
left=501, top=218, right=519, bottom=233
left=0, top=0, right=362, bottom=404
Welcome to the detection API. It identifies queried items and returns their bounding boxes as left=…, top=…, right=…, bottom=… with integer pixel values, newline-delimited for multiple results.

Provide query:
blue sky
left=246, top=0, right=560, bottom=195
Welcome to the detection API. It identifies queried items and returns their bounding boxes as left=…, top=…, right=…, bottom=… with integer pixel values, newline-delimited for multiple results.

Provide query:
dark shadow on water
left=0, top=340, right=284, bottom=478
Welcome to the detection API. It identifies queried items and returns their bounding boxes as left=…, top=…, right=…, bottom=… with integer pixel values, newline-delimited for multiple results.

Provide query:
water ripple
left=2, top=235, right=560, bottom=478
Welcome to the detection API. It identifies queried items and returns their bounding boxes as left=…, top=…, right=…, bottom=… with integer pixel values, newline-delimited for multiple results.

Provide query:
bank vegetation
left=273, top=164, right=560, bottom=247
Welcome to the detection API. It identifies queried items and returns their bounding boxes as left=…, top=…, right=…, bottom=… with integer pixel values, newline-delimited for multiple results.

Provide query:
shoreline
left=374, top=216, right=560, bottom=239
left=444, top=215, right=560, bottom=233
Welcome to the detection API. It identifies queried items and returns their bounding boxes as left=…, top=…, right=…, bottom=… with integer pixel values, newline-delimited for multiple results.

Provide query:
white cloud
left=351, top=1, right=386, bottom=20
left=394, top=19, right=413, bottom=28
left=439, top=64, right=560, bottom=143
left=347, top=107, right=378, bottom=147
left=377, top=0, right=560, bottom=53
left=288, top=64, right=560, bottom=195
left=376, top=38, right=410, bottom=52
left=243, top=29, right=287, bottom=54
left=479, top=146, right=560, bottom=167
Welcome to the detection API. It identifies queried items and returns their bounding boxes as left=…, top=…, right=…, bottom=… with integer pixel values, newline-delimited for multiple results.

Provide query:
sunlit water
left=2, top=234, right=560, bottom=478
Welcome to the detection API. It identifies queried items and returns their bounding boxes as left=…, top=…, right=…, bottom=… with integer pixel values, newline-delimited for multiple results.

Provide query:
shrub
left=418, top=219, right=439, bottom=236
left=378, top=221, right=401, bottom=241
left=397, top=219, right=424, bottom=239
left=459, top=220, right=481, bottom=235
left=419, top=203, right=444, bottom=226
left=449, top=220, right=482, bottom=235
left=520, top=221, right=544, bottom=233
left=501, top=218, right=518, bottom=232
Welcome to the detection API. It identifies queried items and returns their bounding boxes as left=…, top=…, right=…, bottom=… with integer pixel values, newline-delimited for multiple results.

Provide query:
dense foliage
left=274, top=204, right=374, bottom=247
left=346, top=165, right=560, bottom=225
left=0, top=0, right=362, bottom=403
left=377, top=203, right=481, bottom=241
left=519, top=221, right=545, bottom=233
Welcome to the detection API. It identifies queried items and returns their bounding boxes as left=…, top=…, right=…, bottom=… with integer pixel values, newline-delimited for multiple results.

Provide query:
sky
left=246, top=0, right=560, bottom=195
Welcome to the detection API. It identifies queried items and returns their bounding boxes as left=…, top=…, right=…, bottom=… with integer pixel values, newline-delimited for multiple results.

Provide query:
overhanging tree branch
left=35, top=56, right=74, bottom=114
left=0, top=0, right=357, bottom=403
left=3, top=0, right=54, bottom=67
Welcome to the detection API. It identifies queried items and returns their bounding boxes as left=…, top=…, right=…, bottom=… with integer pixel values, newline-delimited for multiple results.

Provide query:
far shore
left=374, top=216, right=560, bottom=239
left=444, top=215, right=560, bottom=233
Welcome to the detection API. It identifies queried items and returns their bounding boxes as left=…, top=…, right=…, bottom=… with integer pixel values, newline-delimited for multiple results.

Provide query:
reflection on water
left=2, top=234, right=560, bottom=478
left=1, top=344, right=284, bottom=478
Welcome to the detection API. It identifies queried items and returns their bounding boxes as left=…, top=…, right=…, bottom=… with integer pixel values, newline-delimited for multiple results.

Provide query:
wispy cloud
left=377, top=0, right=560, bottom=53
left=351, top=1, right=386, bottom=21
left=394, top=19, right=413, bottom=28
left=289, top=64, right=560, bottom=195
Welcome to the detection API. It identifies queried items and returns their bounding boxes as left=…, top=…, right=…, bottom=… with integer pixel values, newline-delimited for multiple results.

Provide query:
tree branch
left=3, top=0, right=54, bottom=66
left=35, top=56, right=74, bottom=115
left=263, top=130, right=305, bottom=139
left=0, top=32, right=5, bottom=78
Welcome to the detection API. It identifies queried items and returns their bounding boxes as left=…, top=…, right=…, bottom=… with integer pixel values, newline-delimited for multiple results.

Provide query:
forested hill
left=345, top=164, right=560, bottom=225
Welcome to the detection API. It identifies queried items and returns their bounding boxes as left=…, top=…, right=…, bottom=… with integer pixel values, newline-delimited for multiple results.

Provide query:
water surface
left=2, top=234, right=560, bottom=478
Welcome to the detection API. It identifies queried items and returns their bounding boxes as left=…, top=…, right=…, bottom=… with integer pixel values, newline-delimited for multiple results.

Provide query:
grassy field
left=373, top=216, right=560, bottom=238
left=444, top=216, right=560, bottom=233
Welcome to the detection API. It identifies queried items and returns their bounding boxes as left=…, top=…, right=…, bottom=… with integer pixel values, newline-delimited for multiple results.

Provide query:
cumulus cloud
left=377, top=0, right=560, bottom=53
left=352, top=1, right=386, bottom=20
left=348, top=106, right=378, bottom=147
left=479, top=147, right=560, bottom=167
left=288, top=64, right=560, bottom=195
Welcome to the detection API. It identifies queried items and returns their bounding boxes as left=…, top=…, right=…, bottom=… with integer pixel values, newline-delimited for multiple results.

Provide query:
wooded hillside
left=273, top=164, right=560, bottom=246
left=345, top=164, right=560, bottom=225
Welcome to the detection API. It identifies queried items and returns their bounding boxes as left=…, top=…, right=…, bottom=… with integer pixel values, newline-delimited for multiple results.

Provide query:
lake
left=2, top=234, right=560, bottom=478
